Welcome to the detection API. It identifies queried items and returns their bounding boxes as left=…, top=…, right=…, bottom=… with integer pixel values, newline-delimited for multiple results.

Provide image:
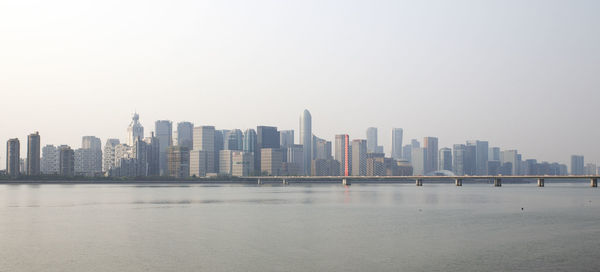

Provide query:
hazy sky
left=1, top=0, right=599, bottom=168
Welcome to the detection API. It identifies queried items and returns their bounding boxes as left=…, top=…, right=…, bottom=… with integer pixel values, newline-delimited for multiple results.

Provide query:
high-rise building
left=224, top=129, right=243, bottom=151
left=243, top=129, right=257, bottom=153
left=334, top=134, right=351, bottom=176
left=279, top=130, right=294, bottom=148
left=438, top=147, right=452, bottom=172
left=402, top=144, right=412, bottom=162
left=312, top=159, right=340, bottom=176
left=177, top=122, right=194, bottom=150
left=144, top=133, right=160, bottom=176
left=102, top=139, right=120, bottom=174
left=285, top=145, right=304, bottom=176
left=584, top=163, right=597, bottom=175
left=468, top=140, right=489, bottom=175
left=58, top=145, right=75, bottom=177
left=191, top=126, right=216, bottom=174
left=411, top=139, right=420, bottom=148
left=6, top=138, right=20, bottom=177
left=127, top=113, right=144, bottom=146
left=41, top=145, right=59, bottom=175
left=299, top=110, right=312, bottom=175
left=313, top=136, right=332, bottom=160
left=391, top=128, right=403, bottom=160
left=155, top=120, right=172, bottom=175
left=464, top=144, right=477, bottom=175
left=488, top=147, right=501, bottom=161
left=351, top=139, right=367, bottom=176
left=27, top=132, right=41, bottom=176
left=501, top=150, right=519, bottom=175
left=261, top=148, right=283, bottom=175
left=452, top=144, right=466, bottom=175
left=411, top=147, right=426, bottom=175
left=167, top=146, right=190, bottom=178
left=256, top=126, right=279, bottom=175
left=423, top=137, right=438, bottom=174
left=570, top=155, right=584, bottom=175
left=75, top=136, right=102, bottom=177
left=366, top=127, right=378, bottom=153
left=219, top=150, right=234, bottom=175
left=231, top=151, right=254, bottom=177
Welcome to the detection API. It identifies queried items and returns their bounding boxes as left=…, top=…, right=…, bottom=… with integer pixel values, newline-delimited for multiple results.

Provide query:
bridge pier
left=342, top=178, right=351, bottom=186
left=257, top=178, right=262, bottom=185
left=592, top=178, right=597, bottom=188
left=494, top=178, right=502, bottom=187
left=416, top=179, right=423, bottom=186
left=282, top=179, right=288, bottom=185
left=537, top=178, right=544, bottom=187
left=455, top=179, right=462, bottom=186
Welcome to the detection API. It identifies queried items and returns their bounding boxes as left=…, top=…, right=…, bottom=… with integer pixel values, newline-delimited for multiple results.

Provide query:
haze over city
left=1, top=0, right=599, bottom=167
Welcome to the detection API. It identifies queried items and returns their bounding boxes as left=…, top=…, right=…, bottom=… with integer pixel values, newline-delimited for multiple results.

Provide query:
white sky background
left=1, top=0, right=599, bottom=167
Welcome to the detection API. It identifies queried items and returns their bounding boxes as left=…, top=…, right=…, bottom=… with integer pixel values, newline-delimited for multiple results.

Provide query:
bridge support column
left=591, top=178, right=597, bottom=188
left=416, top=179, right=423, bottom=186
left=283, top=179, right=288, bottom=185
left=537, top=178, right=544, bottom=187
left=494, top=178, right=502, bottom=187
left=342, top=178, right=351, bottom=186
left=257, top=178, right=262, bottom=185
left=455, top=179, right=462, bottom=186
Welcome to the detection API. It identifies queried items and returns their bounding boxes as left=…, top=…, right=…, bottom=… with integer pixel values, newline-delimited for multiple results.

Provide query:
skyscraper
left=351, top=139, right=367, bottom=176
left=501, top=150, right=519, bottom=175
left=127, top=113, right=144, bottom=146
left=411, top=147, right=426, bottom=175
left=468, top=140, right=489, bottom=175
left=41, top=145, right=59, bottom=175
left=6, top=138, right=20, bottom=177
left=391, top=128, right=403, bottom=160
left=366, top=127, right=378, bottom=153
left=243, top=129, right=257, bottom=153
left=59, top=145, right=75, bottom=177
left=167, top=146, right=190, bottom=178
left=257, top=126, right=280, bottom=175
left=177, top=122, right=194, bottom=150
left=144, top=132, right=160, bottom=176
left=27, top=132, right=41, bottom=176
left=103, top=139, right=120, bottom=173
left=424, top=137, right=438, bottom=174
left=299, top=110, right=312, bottom=175
left=452, top=144, right=466, bottom=175
left=75, top=136, right=102, bottom=176
left=570, top=155, right=584, bottom=175
left=224, top=129, right=243, bottom=151
left=279, top=130, right=294, bottom=148
left=155, top=120, right=173, bottom=175
left=335, top=134, right=351, bottom=176
left=192, top=126, right=216, bottom=174
left=314, top=137, right=332, bottom=160
left=438, top=147, right=452, bottom=172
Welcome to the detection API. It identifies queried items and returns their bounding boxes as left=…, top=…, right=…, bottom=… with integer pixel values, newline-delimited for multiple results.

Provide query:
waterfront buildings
left=27, top=132, right=41, bottom=176
left=191, top=126, right=216, bottom=175
left=102, top=139, right=120, bottom=173
left=423, top=137, right=438, bottom=174
left=351, top=139, right=367, bottom=176
left=468, top=140, right=489, bottom=175
left=41, top=145, right=59, bottom=175
left=261, top=148, right=283, bottom=175
left=570, top=155, right=584, bottom=175
left=438, top=147, right=452, bottom=172
left=279, top=130, right=294, bottom=149
left=6, top=138, right=20, bottom=177
left=391, top=128, right=403, bottom=160
left=155, top=120, right=172, bottom=175
left=167, top=146, right=190, bottom=178
left=299, top=110, right=312, bottom=175
left=176, top=122, right=194, bottom=150
left=127, top=113, right=144, bottom=146
left=411, top=147, right=426, bottom=175
left=59, top=145, right=75, bottom=177
left=75, top=136, right=102, bottom=176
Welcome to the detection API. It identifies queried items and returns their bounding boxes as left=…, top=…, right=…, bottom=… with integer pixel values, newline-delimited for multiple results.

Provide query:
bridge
left=248, top=175, right=600, bottom=187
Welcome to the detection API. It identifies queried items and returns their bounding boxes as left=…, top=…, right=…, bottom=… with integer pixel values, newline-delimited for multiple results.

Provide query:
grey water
left=1, top=183, right=599, bottom=272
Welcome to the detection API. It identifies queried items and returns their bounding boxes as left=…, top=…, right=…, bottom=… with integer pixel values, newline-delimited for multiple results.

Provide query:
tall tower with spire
left=127, top=112, right=144, bottom=146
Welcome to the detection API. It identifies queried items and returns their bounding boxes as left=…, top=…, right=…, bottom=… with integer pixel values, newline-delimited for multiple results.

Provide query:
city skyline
left=1, top=1, right=599, bottom=167
left=1, top=109, right=597, bottom=170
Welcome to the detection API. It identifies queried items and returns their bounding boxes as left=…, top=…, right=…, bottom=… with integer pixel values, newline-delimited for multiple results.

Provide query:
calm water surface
left=1, top=183, right=599, bottom=271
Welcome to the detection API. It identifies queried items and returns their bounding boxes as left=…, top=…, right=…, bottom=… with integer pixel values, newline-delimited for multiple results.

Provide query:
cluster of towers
left=4, top=110, right=596, bottom=179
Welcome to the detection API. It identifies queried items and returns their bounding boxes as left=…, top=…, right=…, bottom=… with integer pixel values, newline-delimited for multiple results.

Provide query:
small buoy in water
left=521, top=207, right=524, bottom=211
left=418, top=209, right=422, bottom=212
